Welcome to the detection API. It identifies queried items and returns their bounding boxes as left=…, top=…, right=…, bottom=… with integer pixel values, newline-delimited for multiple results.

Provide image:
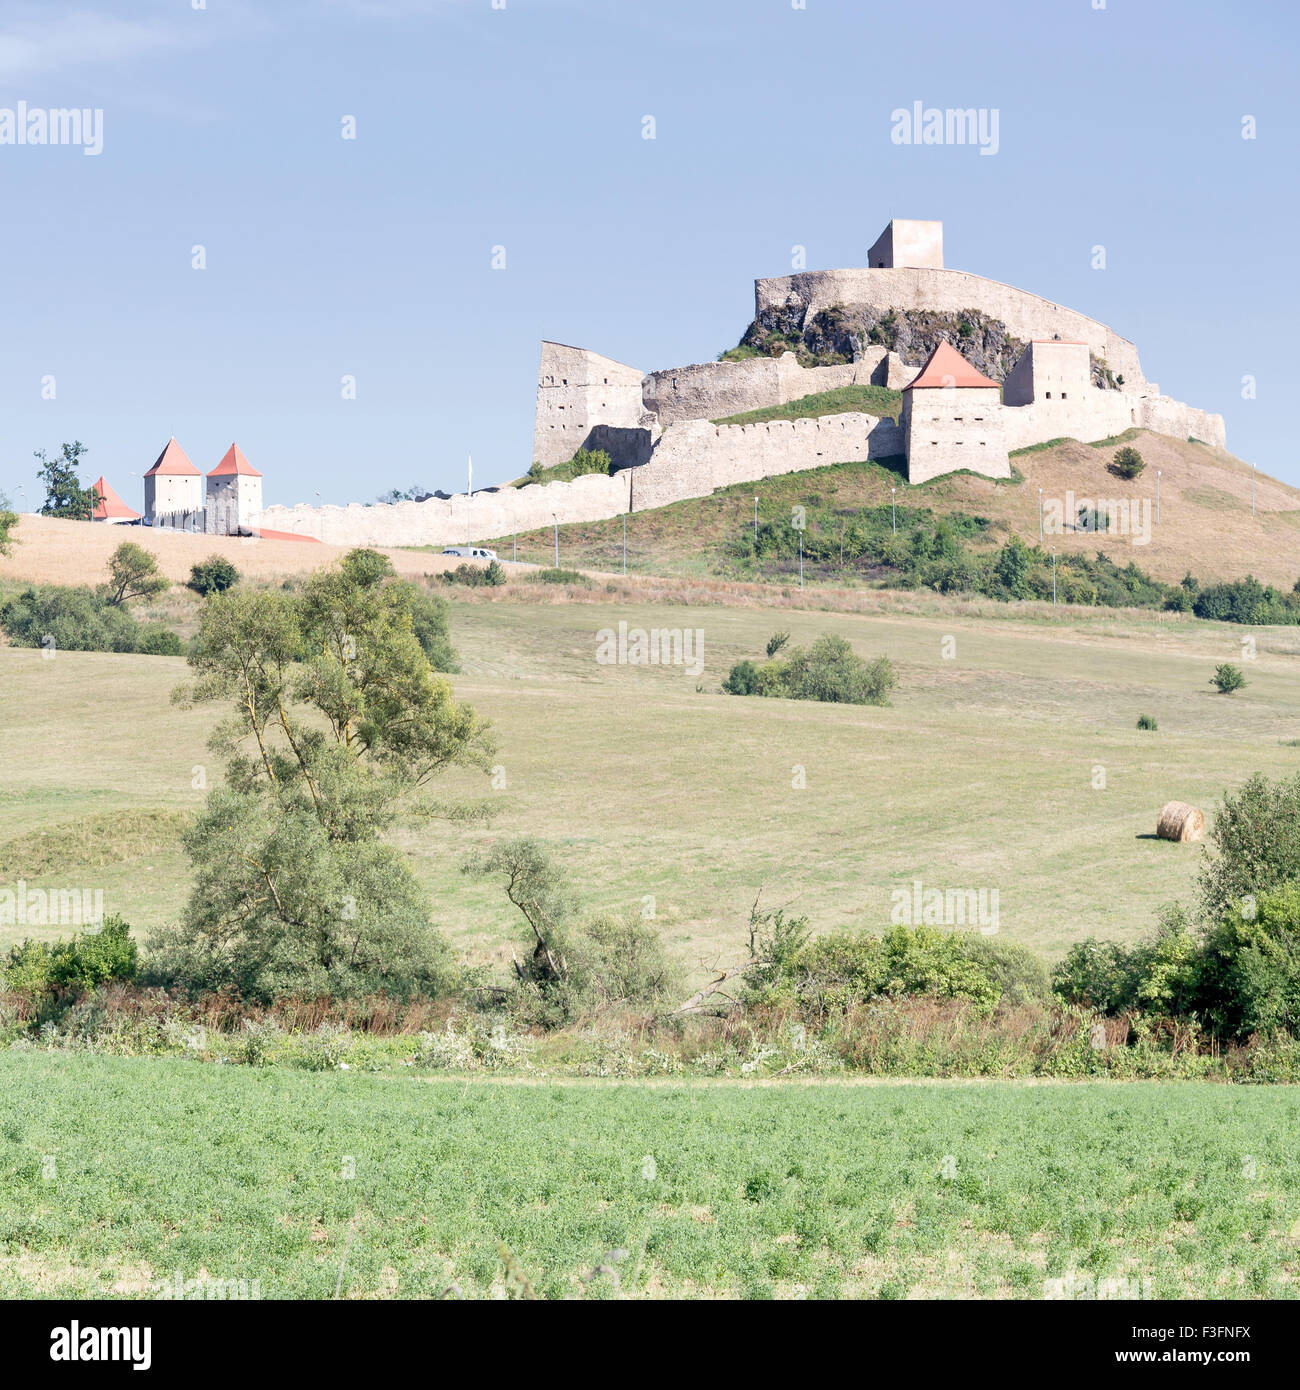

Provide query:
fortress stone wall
left=999, top=388, right=1225, bottom=454
left=633, top=413, right=899, bottom=512
left=256, top=220, right=1227, bottom=548
left=256, top=411, right=899, bottom=546
left=533, top=342, right=646, bottom=468
left=754, top=267, right=1147, bottom=386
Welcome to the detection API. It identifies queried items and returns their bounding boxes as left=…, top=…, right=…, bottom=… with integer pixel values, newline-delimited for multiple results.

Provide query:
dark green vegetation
left=732, top=505, right=1300, bottom=622
left=3, top=919, right=136, bottom=1019
left=723, top=631, right=897, bottom=705
left=0, top=540, right=183, bottom=655
left=1111, top=446, right=1146, bottom=480
left=0, top=497, right=16, bottom=556
left=187, top=555, right=240, bottom=597
left=520, top=447, right=612, bottom=486
left=712, top=384, right=902, bottom=427
left=10, top=770, right=1300, bottom=1081
left=1211, top=663, right=1248, bottom=693
left=3, top=1054, right=1298, bottom=1298
left=0, top=584, right=183, bottom=655
left=34, top=441, right=98, bottom=520
left=442, top=559, right=506, bottom=588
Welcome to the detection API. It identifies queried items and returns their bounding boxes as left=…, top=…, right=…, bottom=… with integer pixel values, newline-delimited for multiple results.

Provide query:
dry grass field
left=0, top=513, right=486, bottom=588
left=2, top=588, right=1297, bottom=982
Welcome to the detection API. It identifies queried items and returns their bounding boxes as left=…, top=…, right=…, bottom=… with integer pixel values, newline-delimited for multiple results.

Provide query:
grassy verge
left=712, top=385, right=903, bottom=427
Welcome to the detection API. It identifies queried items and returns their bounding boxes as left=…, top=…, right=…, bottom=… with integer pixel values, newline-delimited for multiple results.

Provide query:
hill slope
left=489, top=430, right=1300, bottom=590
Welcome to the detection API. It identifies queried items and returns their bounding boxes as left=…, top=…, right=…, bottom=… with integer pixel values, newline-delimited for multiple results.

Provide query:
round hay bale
left=1157, top=801, right=1205, bottom=843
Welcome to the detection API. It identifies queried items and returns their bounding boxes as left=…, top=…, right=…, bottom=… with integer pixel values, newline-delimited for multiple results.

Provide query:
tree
left=188, top=555, right=240, bottom=596
left=150, top=552, right=494, bottom=1000
left=0, top=492, right=17, bottom=556
left=106, top=541, right=168, bottom=607
left=993, top=536, right=1032, bottom=598
left=36, top=441, right=98, bottom=520
left=1111, top=446, right=1145, bottom=480
left=1198, top=772, right=1300, bottom=922
left=1211, top=663, right=1247, bottom=694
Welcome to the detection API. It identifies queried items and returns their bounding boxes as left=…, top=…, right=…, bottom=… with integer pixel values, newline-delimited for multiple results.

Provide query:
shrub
left=566, top=447, right=611, bottom=478
left=721, top=659, right=761, bottom=696
left=0, top=584, right=183, bottom=655
left=1211, top=663, right=1247, bottom=694
left=188, top=555, right=240, bottom=596
left=441, top=562, right=505, bottom=589
left=1111, top=446, right=1145, bottom=479
left=1137, top=713, right=1158, bottom=730
left=1052, top=937, right=1143, bottom=1014
left=747, top=923, right=1009, bottom=1016
left=723, top=635, right=896, bottom=706
left=2, top=916, right=138, bottom=1008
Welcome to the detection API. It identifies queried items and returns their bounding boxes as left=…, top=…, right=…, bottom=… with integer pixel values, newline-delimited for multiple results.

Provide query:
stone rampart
left=754, top=267, right=1146, bottom=386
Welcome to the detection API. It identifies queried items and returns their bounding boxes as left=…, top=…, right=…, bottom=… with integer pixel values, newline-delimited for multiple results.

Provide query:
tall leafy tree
left=36, top=441, right=98, bottom=520
left=152, top=551, right=494, bottom=999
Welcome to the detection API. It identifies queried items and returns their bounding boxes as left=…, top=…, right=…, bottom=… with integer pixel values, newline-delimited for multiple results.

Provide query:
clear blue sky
left=1, top=0, right=1297, bottom=508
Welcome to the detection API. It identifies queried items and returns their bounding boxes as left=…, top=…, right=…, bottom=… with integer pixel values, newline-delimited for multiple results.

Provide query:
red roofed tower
left=901, top=341, right=1009, bottom=483
left=205, top=443, right=263, bottom=535
left=143, top=437, right=203, bottom=528
left=90, top=476, right=142, bottom=524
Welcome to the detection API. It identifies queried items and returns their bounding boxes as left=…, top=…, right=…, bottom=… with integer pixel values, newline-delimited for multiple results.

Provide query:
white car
left=441, top=547, right=498, bottom=561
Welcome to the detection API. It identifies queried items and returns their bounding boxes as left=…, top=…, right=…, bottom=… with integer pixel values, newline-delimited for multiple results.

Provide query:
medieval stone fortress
left=255, top=219, right=1224, bottom=545
left=92, top=438, right=264, bottom=535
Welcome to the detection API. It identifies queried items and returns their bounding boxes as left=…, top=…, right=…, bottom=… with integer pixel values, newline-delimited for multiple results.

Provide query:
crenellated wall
left=633, top=413, right=900, bottom=512
left=1000, top=389, right=1225, bottom=454
left=255, top=412, right=898, bottom=546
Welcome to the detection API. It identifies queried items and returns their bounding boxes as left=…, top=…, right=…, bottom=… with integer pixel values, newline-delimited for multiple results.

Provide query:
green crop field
left=2, top=595, right=1299, bottom=979
left=1, top=1054, right=1296, bottom=1300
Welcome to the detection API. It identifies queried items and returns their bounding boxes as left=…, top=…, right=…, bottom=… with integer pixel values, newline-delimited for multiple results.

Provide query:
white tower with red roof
left=144, top=437, right=204, bottom=528
left=205, top=443, right=263, bottom=535
left=901, top=341, right=1009, bottom=484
